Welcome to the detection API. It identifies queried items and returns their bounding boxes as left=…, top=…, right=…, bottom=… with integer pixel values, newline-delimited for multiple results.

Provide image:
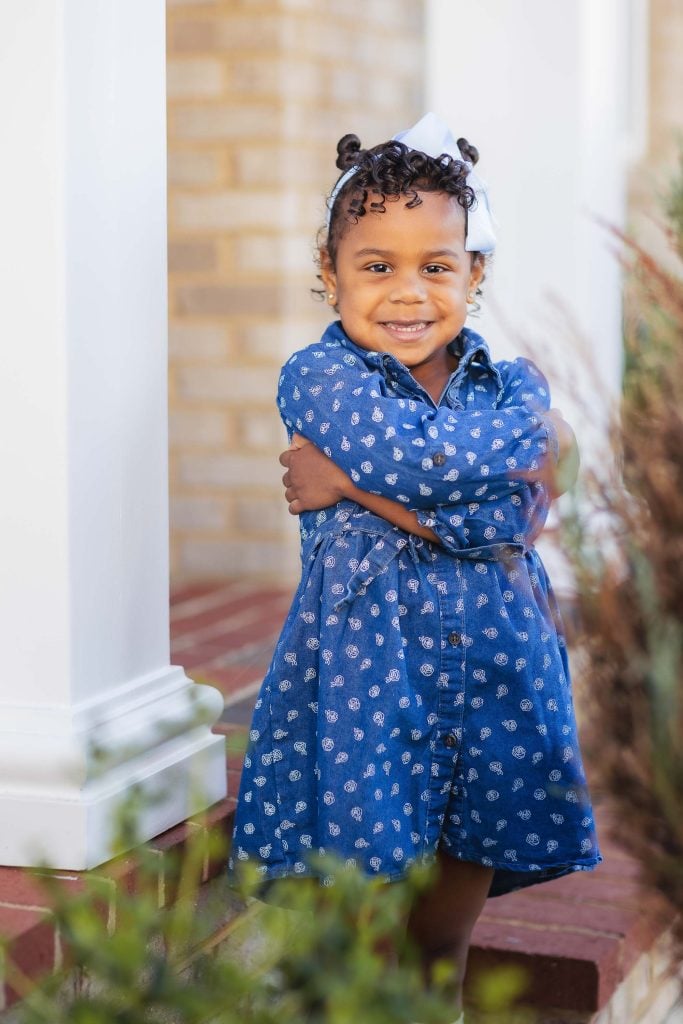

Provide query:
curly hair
left=317, top=132, right=487, bottom=304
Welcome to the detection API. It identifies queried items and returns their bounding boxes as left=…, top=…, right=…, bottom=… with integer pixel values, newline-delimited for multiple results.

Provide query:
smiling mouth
left=381, top=320, right=432, bottom=335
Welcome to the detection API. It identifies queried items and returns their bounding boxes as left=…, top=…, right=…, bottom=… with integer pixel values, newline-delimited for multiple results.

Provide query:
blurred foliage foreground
left=564, top=154, right=683, bottom=952
left=2, top=788, right=528, bottom=1024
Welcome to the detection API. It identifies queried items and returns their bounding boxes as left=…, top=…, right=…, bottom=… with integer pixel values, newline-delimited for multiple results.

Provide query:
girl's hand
left=545, top=409, right=580, bottom=497
left=279, top=433, right=353, bottom=514
left=281, top=434, right=439, bottom=541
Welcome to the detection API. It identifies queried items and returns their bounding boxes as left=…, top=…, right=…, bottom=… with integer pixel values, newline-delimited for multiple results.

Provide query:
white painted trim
left=0, top=726, right=227, bottom=869
left=0, top=666, right=224, bottom=792
left=0, top=0, right=226, bottom=868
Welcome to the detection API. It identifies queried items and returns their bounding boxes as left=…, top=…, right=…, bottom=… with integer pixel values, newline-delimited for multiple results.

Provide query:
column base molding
left=0, top=667, right=227, bottom=869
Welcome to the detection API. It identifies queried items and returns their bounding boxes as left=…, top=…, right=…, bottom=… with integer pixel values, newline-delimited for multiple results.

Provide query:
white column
left=425, top=0, right=636, bottom=408
left=0, top=0, right=226, bottom=869
left=426, top=0, right=642, bottom=586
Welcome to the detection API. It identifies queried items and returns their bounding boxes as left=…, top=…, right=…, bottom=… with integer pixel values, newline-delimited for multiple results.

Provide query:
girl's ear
left=469, top=254, right=485, bottom=293
left=320, top=248, right=338, bottom=304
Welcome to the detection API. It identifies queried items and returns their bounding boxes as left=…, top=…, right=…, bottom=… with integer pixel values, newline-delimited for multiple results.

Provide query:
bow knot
left=325, top=112, right=497, bottom=254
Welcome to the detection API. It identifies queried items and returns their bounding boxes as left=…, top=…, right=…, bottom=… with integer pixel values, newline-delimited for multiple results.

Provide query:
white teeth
left=386, top=322, right=428, bottom=333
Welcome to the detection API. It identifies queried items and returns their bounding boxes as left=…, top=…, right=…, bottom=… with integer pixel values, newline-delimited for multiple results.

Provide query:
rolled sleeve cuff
left=414, top=509, right=462, bottom=555
left=415, top=509, right=438, bottom=530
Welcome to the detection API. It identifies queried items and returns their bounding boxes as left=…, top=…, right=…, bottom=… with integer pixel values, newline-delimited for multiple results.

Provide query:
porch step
left=182, top=580, right=679, bottom=1022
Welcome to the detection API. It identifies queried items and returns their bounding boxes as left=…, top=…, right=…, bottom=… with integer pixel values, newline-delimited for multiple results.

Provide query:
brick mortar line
left=169, top=433, right=293, bottom=444
left=194, top=663, right=269, bottom=690
left=195, top=635, right=281, bottom=669
left=477, top=914, right=626, bottom=941
left=504, top=894, right=644, bottom=910
left=220, top=679, right=263, bottom=708
left=0, top=901, right=51, bottom=914
left=166, top=12, right=417, bottom=35
left=174, top=630, right=280, bottom=657
left=172, top=602, right=289, bottom=648
left=171, top=581, right=276, bottom=619
left=167, top=140, right=330, bottom=151
left=168, top=86, right=419, bottom=107
left=168, top=37, right=420, bottom=55
left=173, top=615, right=270, bottom=646
left=170, top=183, right=302, bottom=195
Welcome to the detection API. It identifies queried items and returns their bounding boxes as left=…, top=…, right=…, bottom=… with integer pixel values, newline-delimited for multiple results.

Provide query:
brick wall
left=166, top=0, right=424, bottom=583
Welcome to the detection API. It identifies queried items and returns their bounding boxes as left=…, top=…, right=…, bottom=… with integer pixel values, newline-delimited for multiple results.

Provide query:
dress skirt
left=229, top=509, right=601, bottom=897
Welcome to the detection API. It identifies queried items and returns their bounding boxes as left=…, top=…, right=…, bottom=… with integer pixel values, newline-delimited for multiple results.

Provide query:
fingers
left=284, top=483, right=306, bottom=513
left=280, top=434, right=319, bottom=466
left=285, top=432, right=311, bottom=454
left=280, top=434, right=314, bottom=515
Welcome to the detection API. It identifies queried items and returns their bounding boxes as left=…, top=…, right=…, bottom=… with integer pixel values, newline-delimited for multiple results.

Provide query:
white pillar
left=0, top=0, right=226, bottom=869
left=425, top=0, right=639, bottom=410
left=426, top=0, right=644, bottom=587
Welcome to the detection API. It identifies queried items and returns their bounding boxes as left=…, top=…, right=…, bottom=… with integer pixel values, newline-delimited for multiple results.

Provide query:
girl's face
left=321, top=191, right=484, bottom=378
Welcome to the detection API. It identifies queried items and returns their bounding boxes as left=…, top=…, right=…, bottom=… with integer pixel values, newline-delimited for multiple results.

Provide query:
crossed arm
left=280, top=409, right=578, bottom=545
left=281, top=433, right=442, bottom=542
left=275, top=343, right=580, bottom=546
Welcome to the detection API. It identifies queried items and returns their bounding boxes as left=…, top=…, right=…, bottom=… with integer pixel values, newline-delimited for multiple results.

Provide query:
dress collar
left=321, top=321, right=504, bottom=399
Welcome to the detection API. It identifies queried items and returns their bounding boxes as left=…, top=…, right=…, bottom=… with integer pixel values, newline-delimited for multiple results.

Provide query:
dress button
left=447, top=631, right=462, bottom=646
left=432, top=452, right=446, bottom=467
left=444, top=734, right=457, bottom=749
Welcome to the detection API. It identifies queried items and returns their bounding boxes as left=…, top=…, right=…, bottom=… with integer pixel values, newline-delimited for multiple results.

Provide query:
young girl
left=229, top=113, right=601, bottom=1017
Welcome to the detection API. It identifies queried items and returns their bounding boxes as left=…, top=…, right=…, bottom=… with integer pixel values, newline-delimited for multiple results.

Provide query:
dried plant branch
left=562, top=151, right=683, bottom=954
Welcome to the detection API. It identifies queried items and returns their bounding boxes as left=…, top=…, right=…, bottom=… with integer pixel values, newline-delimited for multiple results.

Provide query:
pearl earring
left=328, top=293, right=336, bottom=302
left=467, top=291, right=475, bottom=303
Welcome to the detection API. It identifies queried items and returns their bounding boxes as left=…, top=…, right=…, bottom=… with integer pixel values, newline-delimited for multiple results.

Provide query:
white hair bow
left=326, top=111, right=496, bottom=254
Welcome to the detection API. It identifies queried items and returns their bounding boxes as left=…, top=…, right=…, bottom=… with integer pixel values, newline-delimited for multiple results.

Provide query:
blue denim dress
left=229, top=322, right=601, bottom=897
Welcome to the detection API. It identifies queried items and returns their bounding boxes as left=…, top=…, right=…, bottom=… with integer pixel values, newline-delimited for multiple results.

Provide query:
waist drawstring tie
left=329, top=525, right=526, bottom=614
left=332, top=528, right=430, bottom=613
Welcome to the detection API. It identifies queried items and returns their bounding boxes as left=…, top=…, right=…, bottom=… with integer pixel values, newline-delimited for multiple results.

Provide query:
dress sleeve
left=415, top=480, right=550, bottom=553
left=413, top=357, right=554, bottom=551
left=278, top=348, right=558, bottom=509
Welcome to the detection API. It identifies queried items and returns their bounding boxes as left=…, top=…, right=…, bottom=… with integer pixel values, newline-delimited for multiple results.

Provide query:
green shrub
left=3, top=793, right=529, bottom=1024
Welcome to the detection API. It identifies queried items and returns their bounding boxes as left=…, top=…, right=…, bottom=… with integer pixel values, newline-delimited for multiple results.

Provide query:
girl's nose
left=388, top=271, right=427, bottom=304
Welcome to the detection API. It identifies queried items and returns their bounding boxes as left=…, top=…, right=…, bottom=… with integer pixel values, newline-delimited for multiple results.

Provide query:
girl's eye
left=423, top=264, right=449, bottom=275
left=366, top=263, right=391, bottom=273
